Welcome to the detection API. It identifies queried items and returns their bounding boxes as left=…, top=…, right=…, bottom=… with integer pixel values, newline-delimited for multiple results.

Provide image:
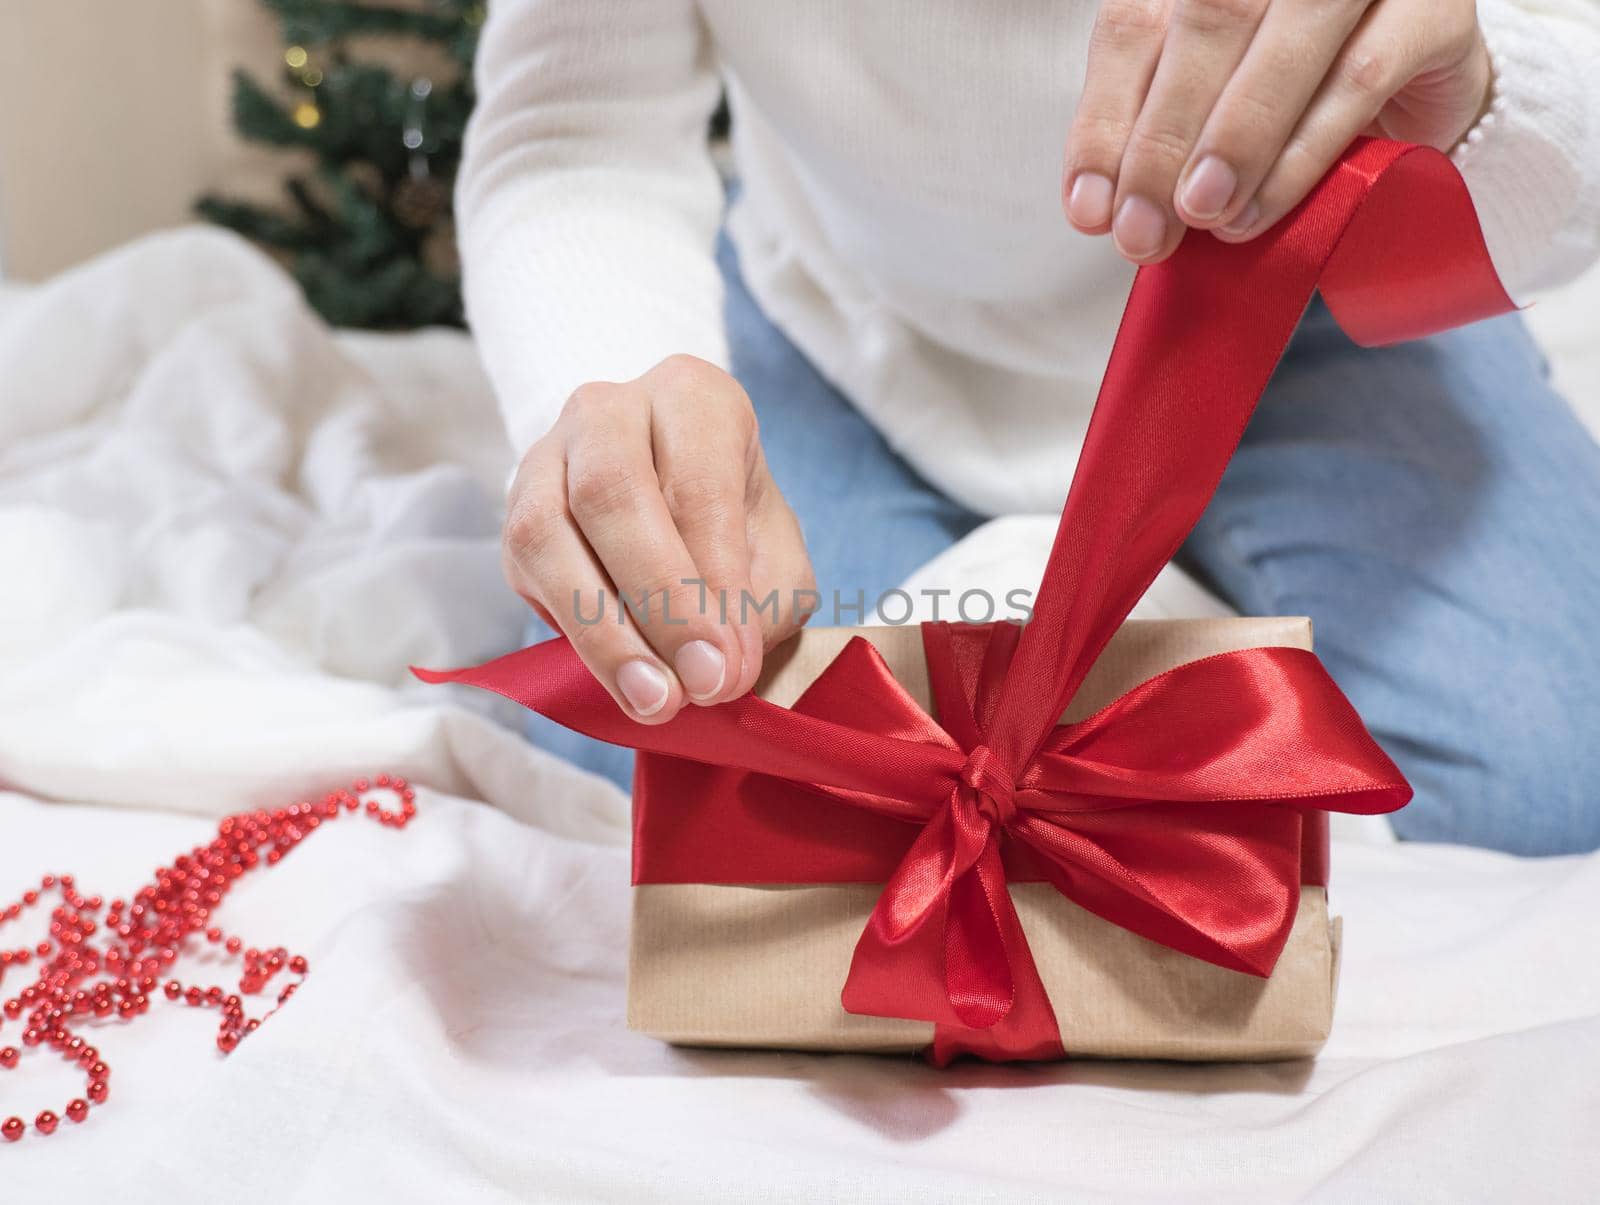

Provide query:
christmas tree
left=197, top=0, right=482, bottom=330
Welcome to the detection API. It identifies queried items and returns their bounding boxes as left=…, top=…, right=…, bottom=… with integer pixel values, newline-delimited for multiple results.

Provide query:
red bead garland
left=0, top=775, right=415, bottom=1144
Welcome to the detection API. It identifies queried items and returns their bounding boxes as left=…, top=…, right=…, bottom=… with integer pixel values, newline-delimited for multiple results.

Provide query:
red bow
left=417, top=139, right=1514, bottom=1062
left=796, top=622, right=1410, bottom=1061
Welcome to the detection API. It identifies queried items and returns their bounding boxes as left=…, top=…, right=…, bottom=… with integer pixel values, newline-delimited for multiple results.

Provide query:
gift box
left=419, top=139, right=1514, bottom=1065
left=628, top=617, right=1343, bottom=1061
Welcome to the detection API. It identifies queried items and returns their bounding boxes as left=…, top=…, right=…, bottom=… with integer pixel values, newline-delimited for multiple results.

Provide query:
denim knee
left=1379, top=639, right=1600, bottom=856
left=1388, top=742, right=1600, bottom=857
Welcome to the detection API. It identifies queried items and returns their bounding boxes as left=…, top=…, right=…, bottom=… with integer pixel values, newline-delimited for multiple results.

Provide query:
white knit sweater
left=458, top=0, right=1600, bottom=516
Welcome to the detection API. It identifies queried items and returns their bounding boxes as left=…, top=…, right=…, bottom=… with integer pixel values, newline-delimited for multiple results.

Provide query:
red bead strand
left=0, top=776, right=415, bottom=1144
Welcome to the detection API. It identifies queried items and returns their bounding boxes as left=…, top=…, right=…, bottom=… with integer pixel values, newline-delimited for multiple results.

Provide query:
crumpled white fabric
left=0, top=230, right=1596, bottom=1202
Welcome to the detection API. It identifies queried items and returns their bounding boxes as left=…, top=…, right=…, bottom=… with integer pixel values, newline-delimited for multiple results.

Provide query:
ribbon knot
left=958, top=745, right=1017, bottom=829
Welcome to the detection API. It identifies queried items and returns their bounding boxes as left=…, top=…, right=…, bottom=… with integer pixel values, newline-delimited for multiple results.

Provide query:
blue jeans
left=527, top=237, right=1600, bottom=856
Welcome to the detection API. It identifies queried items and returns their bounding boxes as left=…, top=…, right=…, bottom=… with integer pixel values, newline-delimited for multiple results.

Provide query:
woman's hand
left=503, top=355, right=814, bottom=723
left=1064, top=0, right=1494, bottom=263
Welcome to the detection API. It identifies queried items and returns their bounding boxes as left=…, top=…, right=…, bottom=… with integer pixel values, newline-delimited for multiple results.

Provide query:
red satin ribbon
left=417, top=139, right=1514, bottom=1063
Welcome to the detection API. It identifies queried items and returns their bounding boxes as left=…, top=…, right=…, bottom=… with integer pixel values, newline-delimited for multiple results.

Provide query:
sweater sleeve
left=1452, top=0, right=1600, bottom=302
left=457, top=0, right=730, bottom=456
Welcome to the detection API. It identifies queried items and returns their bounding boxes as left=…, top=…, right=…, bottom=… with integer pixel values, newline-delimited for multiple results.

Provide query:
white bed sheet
left=0, top=230, right=1596, bottom=1202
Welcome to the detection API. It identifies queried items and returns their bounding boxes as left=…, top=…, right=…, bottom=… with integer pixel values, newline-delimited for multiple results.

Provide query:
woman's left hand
left=1064, top=0, right=1494, bottom=264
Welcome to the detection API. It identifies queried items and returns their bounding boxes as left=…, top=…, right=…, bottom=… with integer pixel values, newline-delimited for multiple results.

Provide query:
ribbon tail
left=930, top=842, right=1064, bottom=1065
left=840, top=807, right=986, bottom=1028
left=414, top=637, right=963, bottom=801
left=981, top=138, right=1515, bottom=771
left=841, top=810, right=1065, bottom=1062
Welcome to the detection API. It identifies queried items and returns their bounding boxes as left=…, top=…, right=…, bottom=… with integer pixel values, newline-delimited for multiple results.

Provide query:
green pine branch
left=196, top=0, right=476, bottom=330
left=194, top=195, right=324, bottom=252
left=263, top=0, right=480, bottom=63
left=229, top=69, right=321, bottom=149
left=297, top=253, right=461, bottom=328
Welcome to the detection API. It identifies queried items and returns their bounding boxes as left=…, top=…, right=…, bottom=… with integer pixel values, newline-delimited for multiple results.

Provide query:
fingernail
left=1112, top=196, right=1167, bottom=260
left=1067, top=173, right=1114, bottom=229
left=674, top=640, right=726, bottom=702
left=617, top=659, right=669, bottom=717
left=1180, top=155, right=1236, bottom=221
left=1222, top=200, right=1261, bottom=236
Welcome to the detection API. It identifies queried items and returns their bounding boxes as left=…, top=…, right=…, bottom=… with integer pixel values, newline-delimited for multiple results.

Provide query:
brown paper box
left=629, top=618, right=1342, bottom=1061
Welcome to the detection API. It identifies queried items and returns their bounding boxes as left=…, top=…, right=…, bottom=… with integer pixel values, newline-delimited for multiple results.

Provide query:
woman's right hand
left=503, top=354, right=815, bottom=723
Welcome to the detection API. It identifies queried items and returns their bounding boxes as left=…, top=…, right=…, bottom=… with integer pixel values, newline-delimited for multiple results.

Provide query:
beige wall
left=0, top=1, right=297, bottom=280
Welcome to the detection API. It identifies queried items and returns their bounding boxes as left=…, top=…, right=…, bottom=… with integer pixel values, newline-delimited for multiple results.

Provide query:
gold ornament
left=284, top=46, right=309, bottom=70
left=293, top=101, right=322, bottom=130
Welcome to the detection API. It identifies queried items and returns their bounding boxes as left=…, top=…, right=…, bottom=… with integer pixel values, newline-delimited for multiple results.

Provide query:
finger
left=1210, top=2, right=1418, bottom=242
left=1179, top=0, right=1374, bottom=235
left=562, top=383, right=746, bottom=709
left=1064, top=0, right=1170, bottom=235
left=502, top=436, right=686, bottom=724
left=648, top=359, right=763, bottom=704
left=1368, top=19, right=1489, bottom=150
left=742, top=447, right=816, bottom=663
left=527, top=597, right=556, bottom=629
left=1112, top=0, right=1270, bottom=263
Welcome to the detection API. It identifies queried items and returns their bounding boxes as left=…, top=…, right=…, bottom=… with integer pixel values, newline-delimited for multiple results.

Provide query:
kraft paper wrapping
left=628, top=617, right=1344, bottom=1061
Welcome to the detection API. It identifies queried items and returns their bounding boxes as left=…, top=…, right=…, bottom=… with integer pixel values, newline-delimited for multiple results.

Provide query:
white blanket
left=1, top=231, right=1596, bottom=1202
